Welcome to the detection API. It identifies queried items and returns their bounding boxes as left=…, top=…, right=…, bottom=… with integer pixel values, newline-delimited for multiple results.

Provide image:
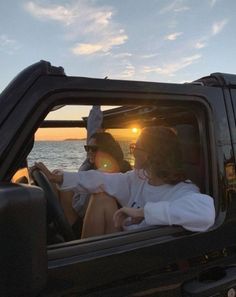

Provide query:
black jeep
left=1, top=61, right=236, bottom=297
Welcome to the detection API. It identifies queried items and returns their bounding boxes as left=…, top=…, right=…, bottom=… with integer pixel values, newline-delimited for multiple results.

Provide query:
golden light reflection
left=95, top=152, right=120, bottom=173
left=131, top=127, right=139, bottom=134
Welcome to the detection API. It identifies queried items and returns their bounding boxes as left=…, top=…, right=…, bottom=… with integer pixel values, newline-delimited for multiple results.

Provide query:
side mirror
left=0, top=183, right=47, bottom=297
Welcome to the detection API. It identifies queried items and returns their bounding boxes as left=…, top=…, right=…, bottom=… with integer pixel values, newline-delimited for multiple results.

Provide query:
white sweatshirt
left=60, top=169, right=215, bottom=232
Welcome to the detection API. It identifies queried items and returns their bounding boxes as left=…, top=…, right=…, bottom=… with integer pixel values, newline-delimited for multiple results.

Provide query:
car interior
left=11, top=102, right=210, bottom=245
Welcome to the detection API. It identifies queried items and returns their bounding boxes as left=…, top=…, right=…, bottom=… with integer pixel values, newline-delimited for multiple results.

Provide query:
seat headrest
left=175, top=124, right=199, bottom=164
left=175, top=124, right=204, bottom=191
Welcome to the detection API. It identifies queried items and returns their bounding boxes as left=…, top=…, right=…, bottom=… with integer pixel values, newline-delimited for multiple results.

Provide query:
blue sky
left=0, top=0, right=235, bottom=92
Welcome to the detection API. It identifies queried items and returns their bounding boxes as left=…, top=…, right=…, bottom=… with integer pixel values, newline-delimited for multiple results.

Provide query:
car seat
left=175, top=124, right=205, bottom=192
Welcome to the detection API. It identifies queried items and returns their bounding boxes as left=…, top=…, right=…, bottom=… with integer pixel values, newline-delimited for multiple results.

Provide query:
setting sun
left=131, top=127, right=139, bottom=134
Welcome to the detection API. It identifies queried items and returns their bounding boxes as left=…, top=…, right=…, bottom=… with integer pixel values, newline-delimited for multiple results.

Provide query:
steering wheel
left=31, top=168, right=75, bottom=242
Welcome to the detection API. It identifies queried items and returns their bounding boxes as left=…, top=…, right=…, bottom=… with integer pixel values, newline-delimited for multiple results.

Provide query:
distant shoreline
left=35, top=139, right=86, bottom=142
left=64, top=138, right=86, bottom=141
left=35, top=137, right=136, bottom=142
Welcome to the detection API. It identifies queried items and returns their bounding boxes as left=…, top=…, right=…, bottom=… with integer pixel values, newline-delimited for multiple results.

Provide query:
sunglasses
left=129, top=143, right=146, bottom=154
left=84, top=145, right=99, bottom=153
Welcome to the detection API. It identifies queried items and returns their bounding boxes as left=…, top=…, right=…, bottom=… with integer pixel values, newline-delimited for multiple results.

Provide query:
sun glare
left=131, top=127, right=138, bottom=134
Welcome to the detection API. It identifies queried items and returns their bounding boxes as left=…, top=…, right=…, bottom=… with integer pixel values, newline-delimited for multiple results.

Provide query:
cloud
left=120, top=64, right=135, bottom=79
left=195, top=41, right=207, bottom=49
left=71, top=34, right=128, bottom=55
left=24, top=1, right=114, bottom=32
left=143, top=54, right=201, bottom=76
left=164, top=32, right=183, bottom=41
left=192, top=19, right=228, bottom=51
left=174, top=6, right=190, bottom=12
left=210, top=0, right=217, bottom=7
left=159, top=0, right=190, bottom=14
left=72, top=43, right=103, bottom=55
left=212, top=19, right=228, bottom=35
left=24, top=1, right=128, bottom=55
left=140, top=53, right=160, bottom=59
left=24, top=2, right=76, bottom=25
left=0, top=34, right=20, bottom=54
left=107, top=62, right=136, bottom=80
left=112, top=52, right=132, bottom=58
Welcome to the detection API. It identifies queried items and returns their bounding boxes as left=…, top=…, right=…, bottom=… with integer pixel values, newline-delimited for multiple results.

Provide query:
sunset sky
left=34, top=105, right=139, bottom=141
left=35, top=124, right=141, bottom=141
left=1, top=0, right=235, bottom=140
left=35, top=127, right=86, bottom=141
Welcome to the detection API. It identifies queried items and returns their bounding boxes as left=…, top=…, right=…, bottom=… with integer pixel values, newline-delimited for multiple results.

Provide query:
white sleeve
left=87, top=105, right=103, bottom=142
left=60, top=170, right=132, bottom=206
left=144, top=193, right=215, bottom=232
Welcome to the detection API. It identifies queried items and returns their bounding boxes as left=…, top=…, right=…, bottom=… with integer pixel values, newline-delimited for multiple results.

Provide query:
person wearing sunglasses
left=56, top=107, right=131, bottom=234
left=35, top=106, right=131, bottom=237
left=82, top=132, right=128, bottom=173
left=34, top=126, right=215, bottom=238
left=51, top=105, right=104, bottom=230
left=71, top=131, right=131, bottom=229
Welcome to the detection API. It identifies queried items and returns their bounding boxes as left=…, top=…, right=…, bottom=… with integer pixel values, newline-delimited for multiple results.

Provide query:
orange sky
left=35, top=127, right=140, bottom=141
left=35, top=128, right=87, bottom=141
left=36, top=105, right=142, bottom=141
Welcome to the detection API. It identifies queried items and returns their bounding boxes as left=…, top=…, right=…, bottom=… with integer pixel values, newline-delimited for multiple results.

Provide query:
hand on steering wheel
left=31, top=167, right=75, bottom=242
left=31, top=162, right=63, bottom=184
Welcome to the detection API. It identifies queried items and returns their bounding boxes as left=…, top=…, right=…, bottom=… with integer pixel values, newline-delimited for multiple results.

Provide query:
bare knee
left=89, top=192, right=118, bottom=208
left=82, top=192, right=120, bottom=238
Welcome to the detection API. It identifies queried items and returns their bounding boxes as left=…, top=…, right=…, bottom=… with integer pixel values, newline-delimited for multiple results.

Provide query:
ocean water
left=28, top=140, right=133, bottom=172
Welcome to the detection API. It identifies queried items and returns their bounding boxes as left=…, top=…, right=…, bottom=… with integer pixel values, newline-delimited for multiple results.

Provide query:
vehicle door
left=0, top=64, right=233, bottom=297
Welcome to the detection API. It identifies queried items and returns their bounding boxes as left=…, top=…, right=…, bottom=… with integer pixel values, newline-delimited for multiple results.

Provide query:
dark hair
left=90, top=132, right=130, bottom=172
left=139, top=126, right=186, bottom=184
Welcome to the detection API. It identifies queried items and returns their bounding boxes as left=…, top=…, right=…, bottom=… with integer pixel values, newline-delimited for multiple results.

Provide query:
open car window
left=13, top=101, right=212, bottom=247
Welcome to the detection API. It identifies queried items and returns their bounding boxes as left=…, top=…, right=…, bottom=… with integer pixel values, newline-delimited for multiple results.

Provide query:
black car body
left=1, top=61, right=236, bottom=297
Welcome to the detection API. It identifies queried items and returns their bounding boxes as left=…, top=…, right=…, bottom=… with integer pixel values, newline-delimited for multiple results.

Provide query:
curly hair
left=139, top=126, right=186, bottom=184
